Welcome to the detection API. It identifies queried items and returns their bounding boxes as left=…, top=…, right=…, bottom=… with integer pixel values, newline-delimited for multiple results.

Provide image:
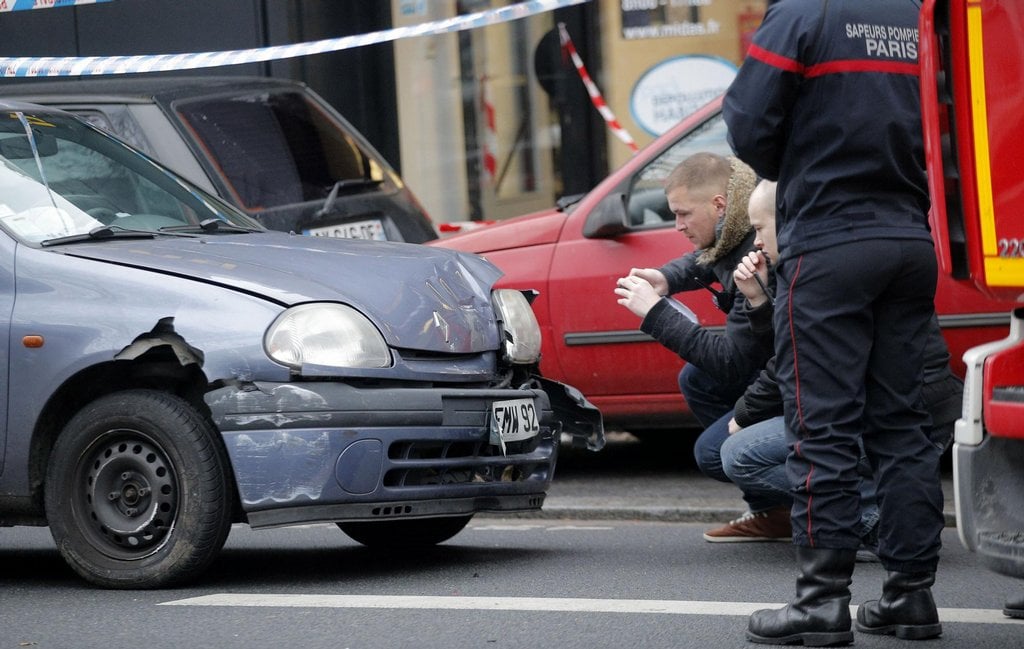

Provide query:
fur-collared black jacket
left=639, top=158, right=773, bottom=387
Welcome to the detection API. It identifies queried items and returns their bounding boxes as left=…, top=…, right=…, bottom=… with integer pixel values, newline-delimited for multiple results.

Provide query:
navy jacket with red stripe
left=723, top=0, right=932, bottom=260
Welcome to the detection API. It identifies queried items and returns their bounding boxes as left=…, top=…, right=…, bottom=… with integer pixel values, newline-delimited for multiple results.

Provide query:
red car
left=432, top=96, right=1014, bottom=435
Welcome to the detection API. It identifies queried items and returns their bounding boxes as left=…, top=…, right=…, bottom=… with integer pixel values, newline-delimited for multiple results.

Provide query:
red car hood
left=429, top=208, right=567, bottom=254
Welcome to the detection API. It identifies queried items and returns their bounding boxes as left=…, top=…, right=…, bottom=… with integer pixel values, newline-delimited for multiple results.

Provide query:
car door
left=544, top=108, right=733, bottom=428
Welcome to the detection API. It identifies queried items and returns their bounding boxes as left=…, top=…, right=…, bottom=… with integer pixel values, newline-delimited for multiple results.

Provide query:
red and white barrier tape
left=557, top=22, right=638, bottom=153
left=1, top=0, right=590, bottom=77
left=0, top=0, right=110, bottom=12
left=479, top=74, right=498, bottom=182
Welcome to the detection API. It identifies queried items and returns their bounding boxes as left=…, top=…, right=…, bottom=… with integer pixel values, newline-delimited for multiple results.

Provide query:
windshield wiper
left=159, top=219, right=261, bottom=234
left=316, top=178, right=385, bottom=217
left=41, top=224, right=197, bottom=247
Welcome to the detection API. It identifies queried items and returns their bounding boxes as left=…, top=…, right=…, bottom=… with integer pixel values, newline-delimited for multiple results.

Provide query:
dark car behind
left=0, top=76, right=438, bottom=243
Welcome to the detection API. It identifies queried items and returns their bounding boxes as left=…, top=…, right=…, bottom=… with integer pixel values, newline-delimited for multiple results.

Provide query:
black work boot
left=747, top=546, right=856, bottom=646
left=856, top=571, right=942, bottom=639
left=1003, top=593, right=1024, bottom=619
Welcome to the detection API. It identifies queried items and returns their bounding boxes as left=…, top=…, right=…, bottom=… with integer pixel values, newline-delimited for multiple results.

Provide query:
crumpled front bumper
left=205, top=377, right=603, bottom=528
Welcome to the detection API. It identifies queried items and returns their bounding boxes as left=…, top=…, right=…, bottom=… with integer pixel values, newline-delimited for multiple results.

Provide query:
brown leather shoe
left=703, top=506, right=792, bottom=543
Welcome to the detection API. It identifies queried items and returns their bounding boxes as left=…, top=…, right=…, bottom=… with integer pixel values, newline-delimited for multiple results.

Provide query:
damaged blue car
left=0, top=102, right=603, bottom=589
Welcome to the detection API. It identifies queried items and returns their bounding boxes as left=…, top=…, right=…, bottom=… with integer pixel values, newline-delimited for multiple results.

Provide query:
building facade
left=0, top=0, right=766, bottom=226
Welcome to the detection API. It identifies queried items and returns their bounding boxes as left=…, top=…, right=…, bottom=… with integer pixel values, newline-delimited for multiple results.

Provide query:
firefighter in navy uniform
left=724, top=0, right=944, bottom=645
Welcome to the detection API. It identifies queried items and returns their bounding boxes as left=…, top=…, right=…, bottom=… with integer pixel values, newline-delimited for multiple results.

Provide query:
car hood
left=429, top=208, right=566, bottom=254
left=61, top=232, right=503, bottom=353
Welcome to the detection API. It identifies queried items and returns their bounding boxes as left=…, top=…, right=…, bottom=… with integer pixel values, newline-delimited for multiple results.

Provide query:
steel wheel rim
left=74, top=430, right=179, bottom=560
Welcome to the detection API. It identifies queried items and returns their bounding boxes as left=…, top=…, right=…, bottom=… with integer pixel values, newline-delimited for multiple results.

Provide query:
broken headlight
left=492, top=289, right=542, bottom=365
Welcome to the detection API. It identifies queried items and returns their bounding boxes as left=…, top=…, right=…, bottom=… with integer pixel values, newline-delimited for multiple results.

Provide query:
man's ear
left=712, top=194, right=727, bottom=215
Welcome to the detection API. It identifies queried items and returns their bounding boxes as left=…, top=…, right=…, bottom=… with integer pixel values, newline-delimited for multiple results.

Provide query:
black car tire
left=44, top=390, right=233, bottom=589
left=338, top=515, right=473, bottom=548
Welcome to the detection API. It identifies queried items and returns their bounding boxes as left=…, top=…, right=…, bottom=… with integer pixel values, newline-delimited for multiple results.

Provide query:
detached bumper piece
left=205, top=378, right=603, bottom=528
left=537, top=376, right=605, bottom=452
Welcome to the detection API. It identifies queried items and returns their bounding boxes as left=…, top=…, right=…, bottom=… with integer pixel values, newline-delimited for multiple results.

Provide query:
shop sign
left=621, top=0, right=719, bottom=40
left=629, top=55, right=736, bottom=136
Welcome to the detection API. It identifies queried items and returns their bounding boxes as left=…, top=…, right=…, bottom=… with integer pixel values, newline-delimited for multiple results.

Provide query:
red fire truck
left=920, top=0, right=1024, bottom=579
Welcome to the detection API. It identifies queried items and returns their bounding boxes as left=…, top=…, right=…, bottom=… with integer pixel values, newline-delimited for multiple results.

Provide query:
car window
left=65, top=107, right=158, bottom=158
left=0, top=110, right=260, bottom=243
left=625, top=113, right=730, bottom=227
left=175, top=91, right=386, bottom=211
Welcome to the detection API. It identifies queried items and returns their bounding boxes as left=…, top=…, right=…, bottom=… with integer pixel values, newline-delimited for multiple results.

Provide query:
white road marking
left=157, top=594, right=1021, bottom=624
left=470, top=524, right=614, bottom=531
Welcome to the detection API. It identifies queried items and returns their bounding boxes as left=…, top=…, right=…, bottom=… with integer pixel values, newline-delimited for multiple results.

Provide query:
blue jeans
left=679, top=363, right=748, bottom=430
left=693, top=409, right=733, bottom=483
left=721, top=415, right=878, bottom=538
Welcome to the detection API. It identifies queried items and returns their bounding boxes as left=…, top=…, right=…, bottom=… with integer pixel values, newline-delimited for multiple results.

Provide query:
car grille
left=383, top=434, right=552, bottom=487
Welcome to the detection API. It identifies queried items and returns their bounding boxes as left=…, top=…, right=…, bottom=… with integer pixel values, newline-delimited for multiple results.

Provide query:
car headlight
left=265, top=303, right=391, bottom=369
left=492, top=289, right=542, bottom=364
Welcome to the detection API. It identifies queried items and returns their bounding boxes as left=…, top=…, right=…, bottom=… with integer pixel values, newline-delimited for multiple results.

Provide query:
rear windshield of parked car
left=175, top=91, right=385, bottom=211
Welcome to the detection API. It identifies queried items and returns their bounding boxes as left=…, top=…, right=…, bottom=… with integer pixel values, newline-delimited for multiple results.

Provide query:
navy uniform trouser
left=773, top=237, right=945, bottom=574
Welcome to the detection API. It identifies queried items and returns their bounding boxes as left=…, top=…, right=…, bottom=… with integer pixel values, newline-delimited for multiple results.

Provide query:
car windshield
left=0, top=110, right=262, bottom=244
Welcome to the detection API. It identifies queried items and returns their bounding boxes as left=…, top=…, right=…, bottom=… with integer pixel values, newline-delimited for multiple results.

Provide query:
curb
left=500, top=504, right=959, bottom=528
left=502, top=505, right=745, bottom=523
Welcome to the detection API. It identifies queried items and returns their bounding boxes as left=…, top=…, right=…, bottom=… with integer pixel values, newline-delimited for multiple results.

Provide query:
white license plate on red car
left=304, top=218, right=387, bottom=240
left=490, top=398, right=540, bottom=444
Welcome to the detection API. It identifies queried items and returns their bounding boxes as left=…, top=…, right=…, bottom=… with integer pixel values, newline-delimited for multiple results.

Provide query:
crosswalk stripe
left=158, top=594, right=1020, bottom=624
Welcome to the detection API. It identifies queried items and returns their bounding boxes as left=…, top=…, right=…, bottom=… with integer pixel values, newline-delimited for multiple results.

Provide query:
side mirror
left=582, top=192, right=629, bottom=238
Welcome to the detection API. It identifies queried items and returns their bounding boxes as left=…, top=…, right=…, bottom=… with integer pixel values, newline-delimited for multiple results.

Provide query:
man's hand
left=733, top=250, right=770, bottom=307
left=728, top=417, right=741, bottom=434
left=615, top=274, right=662, bottom=318
left=628, top=268, right=669, bottom=296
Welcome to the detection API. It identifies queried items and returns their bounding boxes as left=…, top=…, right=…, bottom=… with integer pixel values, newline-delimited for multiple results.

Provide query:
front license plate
left=490, top=398, right=540, bottom=445
left=304, top=218, right=387, bottom=240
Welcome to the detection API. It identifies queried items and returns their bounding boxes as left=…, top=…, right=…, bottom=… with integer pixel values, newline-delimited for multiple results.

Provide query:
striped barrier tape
left=479, top=74, right=498, bottom=183
left=0, top=0, right=110, bottom=12
left=557, top=21, right=639, bottom=153
left=0, top=0, right=590, bottom=77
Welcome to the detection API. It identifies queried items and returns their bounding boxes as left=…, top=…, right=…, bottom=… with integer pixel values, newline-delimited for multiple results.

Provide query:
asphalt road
left=1, top=518, right=1019, bottom=649
left=0, top=432, right=1005, bottom=649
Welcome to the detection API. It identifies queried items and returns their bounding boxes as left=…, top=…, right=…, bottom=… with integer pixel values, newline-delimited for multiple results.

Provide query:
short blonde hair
left=664, top=151, right=732, bottom=197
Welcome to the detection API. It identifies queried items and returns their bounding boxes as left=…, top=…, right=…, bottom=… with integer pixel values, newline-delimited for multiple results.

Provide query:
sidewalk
left=517, top=432, right=957, bottom=526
